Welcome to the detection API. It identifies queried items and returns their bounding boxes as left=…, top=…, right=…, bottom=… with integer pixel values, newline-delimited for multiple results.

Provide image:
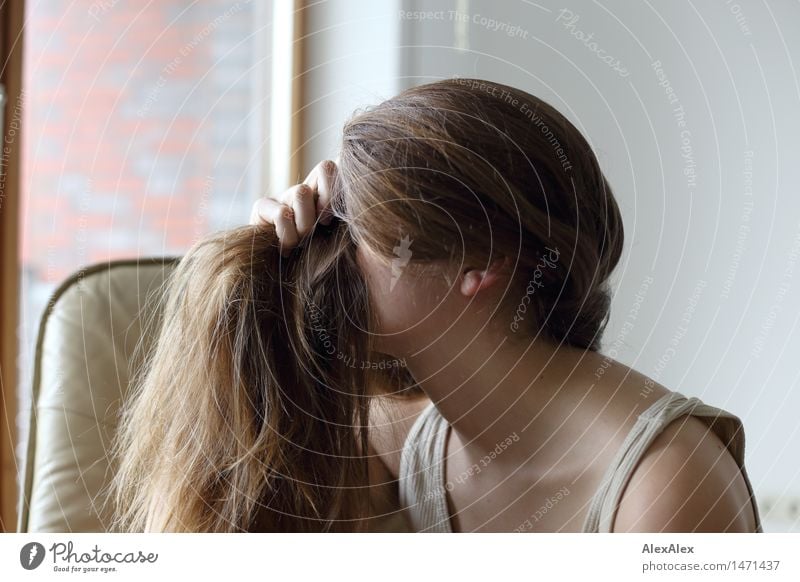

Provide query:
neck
left=402, top=329, right=588, bottom=454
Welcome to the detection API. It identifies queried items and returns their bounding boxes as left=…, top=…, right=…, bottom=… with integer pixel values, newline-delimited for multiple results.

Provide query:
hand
left=249, top=159, right=338, bottom=256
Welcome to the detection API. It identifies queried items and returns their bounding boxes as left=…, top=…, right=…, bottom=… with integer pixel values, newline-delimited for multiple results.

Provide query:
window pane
left=17, top=0, right=271, bottom=472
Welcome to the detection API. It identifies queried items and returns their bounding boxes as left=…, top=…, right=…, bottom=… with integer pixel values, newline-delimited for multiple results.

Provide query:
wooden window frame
left=0, top=0, right=25, bottom=533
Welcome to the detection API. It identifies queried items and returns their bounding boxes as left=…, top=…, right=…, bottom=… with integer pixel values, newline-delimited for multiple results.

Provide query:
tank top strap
left=582, top=391, right=763, bottom=533
left=398, top=401, right=453, bottom=532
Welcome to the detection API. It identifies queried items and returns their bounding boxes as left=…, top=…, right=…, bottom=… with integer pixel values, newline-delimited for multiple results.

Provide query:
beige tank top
left=398, top=390, right=763, bottom=532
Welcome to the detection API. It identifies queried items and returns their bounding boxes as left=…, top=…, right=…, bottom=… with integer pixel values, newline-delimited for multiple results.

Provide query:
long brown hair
left=109, top=78, right=623, bottom=531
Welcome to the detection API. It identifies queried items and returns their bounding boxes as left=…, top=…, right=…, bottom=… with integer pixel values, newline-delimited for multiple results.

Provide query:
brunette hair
left=108, top=78, right=623, bottom=532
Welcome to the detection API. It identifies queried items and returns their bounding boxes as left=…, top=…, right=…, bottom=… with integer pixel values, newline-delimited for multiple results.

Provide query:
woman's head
left=336, top=77, right=623, bottom=356
left=109, top=77, right=623, bottom=532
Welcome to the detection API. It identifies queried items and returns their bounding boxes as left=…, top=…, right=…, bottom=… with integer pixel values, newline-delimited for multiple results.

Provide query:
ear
left=459, top=256, right=509, bottom=297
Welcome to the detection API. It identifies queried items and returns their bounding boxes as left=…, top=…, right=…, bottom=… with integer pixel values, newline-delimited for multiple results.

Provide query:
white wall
left=302, top=0, right=800, bottom=531
left=303, top=0, right=403, bottom=166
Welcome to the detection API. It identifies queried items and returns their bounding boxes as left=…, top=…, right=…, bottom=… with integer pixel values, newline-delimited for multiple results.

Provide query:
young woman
left=109, top=78, right=762, bottom=533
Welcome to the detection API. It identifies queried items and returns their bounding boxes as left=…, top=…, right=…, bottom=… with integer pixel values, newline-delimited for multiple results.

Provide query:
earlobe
left=459, top=269, right=482, bottom=297
left=459, top=257, right=507, bottom=297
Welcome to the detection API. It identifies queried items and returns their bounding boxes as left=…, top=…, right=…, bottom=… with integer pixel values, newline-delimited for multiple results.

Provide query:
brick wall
left=21, top=0, right=262, bottom=281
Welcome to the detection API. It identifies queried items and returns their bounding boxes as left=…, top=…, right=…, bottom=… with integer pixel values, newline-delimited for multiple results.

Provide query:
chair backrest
left=17, top=258, right=179, bottom=532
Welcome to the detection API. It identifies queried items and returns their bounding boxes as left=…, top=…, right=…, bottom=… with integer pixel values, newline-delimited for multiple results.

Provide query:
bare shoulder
left=611, top=412, right=757, bottom=532
left=566, top=353, right=756, bottom=532
left=575, top=352, right=673, bottom=431
left=368, top=394, right=431, bottom=480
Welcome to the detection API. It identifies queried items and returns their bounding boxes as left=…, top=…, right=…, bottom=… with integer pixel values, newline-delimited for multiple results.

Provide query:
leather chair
left=17, top=258, right=179, bottom=532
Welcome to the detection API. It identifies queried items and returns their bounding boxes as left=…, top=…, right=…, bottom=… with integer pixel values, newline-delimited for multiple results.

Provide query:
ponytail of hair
left=109, top=221, right=377, bottom=531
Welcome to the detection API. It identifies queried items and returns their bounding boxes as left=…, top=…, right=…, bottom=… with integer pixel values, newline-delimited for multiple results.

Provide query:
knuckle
left=250, top=199, right=268, bottom=223
left=294, top=184, right=313, bottom=202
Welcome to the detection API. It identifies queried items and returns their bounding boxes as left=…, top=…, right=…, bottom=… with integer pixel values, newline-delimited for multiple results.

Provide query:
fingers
left=248, top=158, right=340, bottom=256
left=298, top=160, right=335, bottom=226
left=308, top=160, right=338, bottom=225
left=251, top=198, right=299, bottom=256
left=279, top=183, right=316, bottom=238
